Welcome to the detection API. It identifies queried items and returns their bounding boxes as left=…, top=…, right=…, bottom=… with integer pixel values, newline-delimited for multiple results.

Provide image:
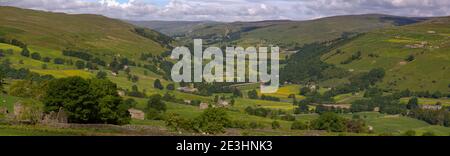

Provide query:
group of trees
left=244, top=106, right=294, bottom=121
left=145, top=94, right=167, bottom=120
left=0, top=59, right=54, bottom=81
left=165, top=108, right=230, bottom=134
left=351, top=95, right=406, bottom=115
left=246, top=89, right=280, bottom=102
left=280, top=35, right=356, bottom=83
left=127, top=85, right=146, bottom=98
left=62, top=49, right=106, bottom=67
left=291, top=112, right=368, bottom=133
left=409, top=109, right=450, bottom=127
left=395, top=89, right=448, bottom=99
left=340, top=51, right=362, bottom=64
left=43, top=77, right=131, bottom=125
left=193, top=82, right=242, bottom=97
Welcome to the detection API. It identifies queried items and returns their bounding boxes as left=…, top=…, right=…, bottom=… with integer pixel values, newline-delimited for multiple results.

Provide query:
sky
left=1, top=0, right=450, bottom=21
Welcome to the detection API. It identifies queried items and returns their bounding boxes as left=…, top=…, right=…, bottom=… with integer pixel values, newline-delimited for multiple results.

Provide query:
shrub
left=272, top=121, right=281, bottom=129
left=75, top=60, right=85, bottom=69
left=53, top=58, right=65, bottom=64
left=311, top=112, right=347, bottom=132
left=291, top=121, right=309, bottom=130
left=166, top=83, right=175, bottom=90
left=403, top=130, right=416, bottom=136
left=193, top=108, right=230, bottom=134
left=154, top=79, right=164, bottom=90
left=43, top=57, right=51, bottom=63
left=31, top=52, right=41, bottom=60
left=422, top=131, right=436, bottom=136
left=21, top=48, right=30, bottom=57
left=146, top=108, right=164, bottom=120
left=147, top=94, right=166, bottom=112
left=96, top=71, right=107, bottom=79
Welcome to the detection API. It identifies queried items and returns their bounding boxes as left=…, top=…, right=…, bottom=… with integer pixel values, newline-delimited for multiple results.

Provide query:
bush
left=166, top=83, right=175, bottom=90
left=31, top=52, right=41, bottom=60
left=21, top=48, right=30, bottom=57
left=43, top=57, right=51, bottom=63
left=311, top=112, right=346, bottom=132
left=291, top=121, right=309, bottom=130
left=403, top=130, right=416, bottom=136
left=75, top=60, right=85, bottom=69
left=345, top=119, right=367, bottom=133
left=248, top=90, right=259, bottom=99
left=53, top=58, right=65, bottom=64
left=15, top=100, right=43, bottom=124
left=422, top=131, right=436, bottom=136
left=165, top=113, right=194, bottom=131
left=146, top=108, right=164, bottom=120
left=405, top=55, right=415, bottom=62
left=193, top=108, right=230, bottom=134
left=272, top=121, right=281, bottom=129
left=147, top=94, right=166, bottom=112
left=154, top=79, right=164, bottom=90
left=96, top=71, right=107, bottom=79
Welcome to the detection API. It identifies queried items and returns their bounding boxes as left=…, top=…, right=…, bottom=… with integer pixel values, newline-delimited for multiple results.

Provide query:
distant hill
left=144, top=14, right=427, bottom=49
left=322, top=16, right=450, bottom=92
left=0, top=6, right=170, bottom=60
left=128, top=20, right=221, bottom=37
left=237, top=14, right=428, bottom=48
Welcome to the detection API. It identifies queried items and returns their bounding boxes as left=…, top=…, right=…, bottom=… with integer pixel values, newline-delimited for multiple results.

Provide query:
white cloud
left=0, top=0, right=449, bottom=21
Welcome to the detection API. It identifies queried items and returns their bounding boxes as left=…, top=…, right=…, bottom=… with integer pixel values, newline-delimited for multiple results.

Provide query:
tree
left=248, top=89, right=259, bottom=99
left=31, top=52, right=41, bottom=60
left=291, top=121, right=308, bottom=130
left=43, top=77, right=131, bottom=125
left=123, top=98, right=137, bottom=108
left=403, top=130, right=416, bottom=136
left=300, top=87, right=311, bottom=96
left=165, top=83, right=175, bottom=91
left=311, top=112, right=347, bottom=132
left=53, top=58, right=65, bottom=64
left=295, top=103, right=310, bottom=114
left=232, top=88, right=243, bottom=98
left=405, top=55, right=415, bottom=62
left=193, top=108, right=230, bottom=134
left=154, top=79, right=164, bottom=90
left=96, top=71, right=107, bottom=79
left=272, top=121, right=281, bottom=129
left=75, top=60, right=85, bottom=69
left=407, top=97, right=419, bottom=110
left=147, top=94, right=166, bottom=112
left=21, top=48, right=30, bottom=57
left=43, top=57, right=51, bottom=63
left=0, top=71, right=6, bottom=94
left=422, top=131, right=436, bottom=136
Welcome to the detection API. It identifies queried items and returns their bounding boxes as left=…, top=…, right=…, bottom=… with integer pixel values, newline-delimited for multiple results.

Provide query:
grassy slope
left=322, top=17, right=450, bottom=92
left=129, top=20, right=221, bottom=36
left=0, top=6, right=167, bottom=61
left=178, top=14, right=420, bottom=49
left=237, top=14, right=403, bottom=47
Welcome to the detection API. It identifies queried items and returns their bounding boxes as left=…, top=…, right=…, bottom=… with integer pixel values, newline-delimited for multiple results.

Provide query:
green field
left=322, top=17, right=450, bottom=92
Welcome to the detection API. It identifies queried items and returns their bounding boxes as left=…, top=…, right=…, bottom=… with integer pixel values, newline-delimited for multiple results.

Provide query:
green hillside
left=129, top=20, right=221, bottom=37
left=237, top=14, right=426, bottom=48
left=322, top=17, right=450, bottom=92
left=169, top=14, right=425, bottom=49
left=0, top=6, right=169, bottom=61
